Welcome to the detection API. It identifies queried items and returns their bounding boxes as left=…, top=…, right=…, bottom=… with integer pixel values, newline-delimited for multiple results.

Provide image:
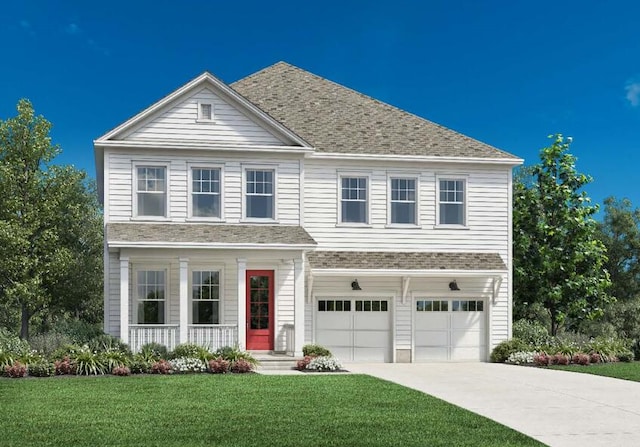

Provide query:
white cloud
left=625, top=82, right=640, bottom=107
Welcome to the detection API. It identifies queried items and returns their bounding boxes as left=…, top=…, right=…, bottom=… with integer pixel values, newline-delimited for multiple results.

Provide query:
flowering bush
left=28, top=360, right=55, bottom=377
left=151, top=359, right=172, bottom=374
left=230, top=359, right=254, bottom=373
left=208, top=357, right=230, bottom=374
left=295, top=355, right=314, bottom=371
left=572, top=353, right=590, bottom=366
left=5, top=361, right=27, bottom=378
left=112, top=366, right=131, bottom=376
left=552, top=354, right=570, bottom=365
left=589, top=352, right=602, bottom=364
left=306, top=356, right=343, bottom=371
left=169, top=357, right=207, bottom=373
left=54, top=356, right=76, bottom=375
left=506, top=351, right=536, bottom=365
left=533, top=353, right=549, bottom=367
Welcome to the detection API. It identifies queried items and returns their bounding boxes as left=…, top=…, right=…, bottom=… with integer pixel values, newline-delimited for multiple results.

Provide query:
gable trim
left=309, top=152, right=524, bottom=166
left=94, top=139, right=314, bottom=154
left=95, top=72, right=312, bottom=148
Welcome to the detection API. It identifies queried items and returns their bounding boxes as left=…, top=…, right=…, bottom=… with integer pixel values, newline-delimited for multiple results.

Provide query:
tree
left=0, top=99, right=103, bottom=339
left=513, top=135, right=612, bottom=335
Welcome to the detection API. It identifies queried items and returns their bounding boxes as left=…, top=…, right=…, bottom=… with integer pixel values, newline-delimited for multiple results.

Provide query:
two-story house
left=95, top=62, right=522, bottom=362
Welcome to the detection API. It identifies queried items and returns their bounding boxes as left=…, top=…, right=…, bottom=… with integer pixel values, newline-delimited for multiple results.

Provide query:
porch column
left=119, top=255, right=129, bottom=344
left=293, top=258, right=304, bottom=357
left=179, top=258, right=189, bottom=344
left=237, top=258, right=247, bottom=350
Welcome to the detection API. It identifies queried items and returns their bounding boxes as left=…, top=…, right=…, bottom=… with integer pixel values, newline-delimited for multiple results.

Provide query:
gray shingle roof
left=107, top=223, right=317, bottom=246
left=307, top=251, right=506, bottom=271
left=231, top=62, right=519, bottom=160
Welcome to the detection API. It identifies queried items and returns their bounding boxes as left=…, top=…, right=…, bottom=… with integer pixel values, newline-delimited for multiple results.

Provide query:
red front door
left=246, top=270, right=274, bottom=350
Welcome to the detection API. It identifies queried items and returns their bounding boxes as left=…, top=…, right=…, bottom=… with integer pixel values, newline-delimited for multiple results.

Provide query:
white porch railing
left=129, top=325, right=179, bottom=353
left=283, top=324, right=295, bottom=355
left=188, top=325, right=238, bottom=351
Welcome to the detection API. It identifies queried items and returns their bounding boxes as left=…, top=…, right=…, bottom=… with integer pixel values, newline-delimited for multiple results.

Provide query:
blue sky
left=1, top=1, right=639, bottom=212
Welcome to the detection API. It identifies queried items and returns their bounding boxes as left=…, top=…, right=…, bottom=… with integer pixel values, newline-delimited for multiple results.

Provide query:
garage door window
left=452, top=300, right=484, bottom=312
left=355, top=300, right=388, bottom=312
left=318, top=300, right=351, bottom=311
left=416, top=300, right=449, bottom=312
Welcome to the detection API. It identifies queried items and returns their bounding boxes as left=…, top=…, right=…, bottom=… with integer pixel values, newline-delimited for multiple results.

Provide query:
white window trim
left=337, top=172, right=372, bottom=227
left=241, top=164, right=278, bottom=222
left=132, top=265, right=169, bottom=325
left=434, top=174, right=469, bottom=229
left=132, top=162, right=170, bottom=221
left=187, top=163, right=225, bottom=222
left=189, top=266, right=224, bottom=325
left=196, top=101, right=215, bottom=123
left=386, top=173, right=420, bottom=228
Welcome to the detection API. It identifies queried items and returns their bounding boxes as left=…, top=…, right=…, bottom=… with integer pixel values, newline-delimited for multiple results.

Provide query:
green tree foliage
left=0, top=99, right=103, bottom=339
left=513, top=135, right=612, bottom=335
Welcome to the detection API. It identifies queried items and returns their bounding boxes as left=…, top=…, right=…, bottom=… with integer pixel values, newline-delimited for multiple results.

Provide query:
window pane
left=247, top=195, right=273, bottom=218
left=441, top=301, right=448, bottom=311
left=138, top=301, right=164, bottom=324
left=193, top=194, right=220, bottom=218
left=440, top=203, right=464, bottom=225
left=318, top=300, right=326, bottom=311
left=477, top=301, right=484, bottom=311
left=381, top=301, right=388, bottom=311
left=424, top=301, right=432, bottom=312
left=342, top=201, right=367, bottom=223
left=138, top=192, right=165, bottom=216
left=391, top=202, right=415, bottom=224
left=344, top=300, right=351, bottom=311
left=192, top=301, right=218, bottom=324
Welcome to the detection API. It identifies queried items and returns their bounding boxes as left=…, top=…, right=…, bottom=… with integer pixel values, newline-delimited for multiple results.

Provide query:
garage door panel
left=414, top=330, right=448, bottom=346
left=415, top=314, right=448, bottom=330
left=328, top=347, right=354, bottom=361
left=452, top=313, right=483, bottom=329
left=316, top=329, right=351, bottom=346
left=317, top=313, right=352, bottom=330
left=354, top=330, right=389, bottom=347
left=354, top=314, right=388, bottom=330
left=451, top=347, right=484, bottom=361
left=355, top=347, right=390, bottom=362
left=414, top=347, right=448, bottom=362
left=452, top=330, right=483, bottom=347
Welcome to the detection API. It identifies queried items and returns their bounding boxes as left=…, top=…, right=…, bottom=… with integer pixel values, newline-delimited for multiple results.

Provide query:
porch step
left=251, top=352, right=301, bottom=371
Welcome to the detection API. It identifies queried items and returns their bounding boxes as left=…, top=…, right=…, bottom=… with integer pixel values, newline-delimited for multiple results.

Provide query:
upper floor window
left=198, top=102, right=213, bottom=121
left=390, top=177, right=416, bottom=224
left=136, top=166, right=166, bottom=217
left=438, top=179, right=465, bottom=225
left=340, top=176, right=368, bottom=224
left=192, top=168, right=221, bottom=218
left=192, top=270, right=220, bottom=324
left=136, top=270, right=165, bottom=324
left=245, top=169, right=274, bottom=219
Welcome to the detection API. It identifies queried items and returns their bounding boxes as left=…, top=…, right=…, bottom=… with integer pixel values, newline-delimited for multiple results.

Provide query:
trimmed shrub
left=112, top=366, right=131, bottom=376
left=5, top=361, right=27, bottom=378
left=618, top=350, right=634, bottom=363
left=208, top=357, right=230, bottom=374
left=490, top=338, right=528, bottom=363
left=302, top=344, right=332, bottom=357
left=230, top=358, right=254, bottom=374
left=54, top=356, right=76, bottom=375
left=151, top=359, right=172, bottom=374
left=139, top=342, right=168, bottom=361
left=28, top=360, right=55, bottom=377
left=552, top=354, right=569, bottom=366
left=572, top=353, right=590, bottom=366
left=306, top=356, right=343, bottom=371
left=589, top=352, right=602, bottom=364
left=533, top=353, right=550, bottom=367
left=214, top=346, right=258, bottom=366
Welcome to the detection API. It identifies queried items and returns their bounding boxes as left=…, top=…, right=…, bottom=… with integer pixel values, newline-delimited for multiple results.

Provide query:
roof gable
left=95, top=72, right=310, bottom=148
left=232, top=62, right=520, bottom=160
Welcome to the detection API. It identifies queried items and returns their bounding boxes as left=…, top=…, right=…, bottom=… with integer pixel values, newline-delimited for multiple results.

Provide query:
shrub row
left=295, top=345, right=343, bottom=372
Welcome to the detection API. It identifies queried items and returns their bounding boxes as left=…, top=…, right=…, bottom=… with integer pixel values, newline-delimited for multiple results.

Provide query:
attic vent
left=198, top=102, right=213, bottom=121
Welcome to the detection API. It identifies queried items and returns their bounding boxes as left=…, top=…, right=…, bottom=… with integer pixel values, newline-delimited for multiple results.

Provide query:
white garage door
left=414, top=299, right=486, bottom=361
left=315, top=297, right=392, bottom=362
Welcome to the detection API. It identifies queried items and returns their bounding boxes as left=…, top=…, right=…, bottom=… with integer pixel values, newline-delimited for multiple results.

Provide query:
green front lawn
left=550, top=361, right=640, bottom=382
left=1, top=374, right=541, bottom=447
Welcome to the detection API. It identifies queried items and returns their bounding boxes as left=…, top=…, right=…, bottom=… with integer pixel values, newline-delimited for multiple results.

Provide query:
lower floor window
left=137, top=270, right=166, bottom=324
left=192, top=270, right=220, bottom=324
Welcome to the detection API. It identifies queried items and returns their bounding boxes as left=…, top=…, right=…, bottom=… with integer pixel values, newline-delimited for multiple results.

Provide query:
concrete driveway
left=345, top=362, right=640, bottom=447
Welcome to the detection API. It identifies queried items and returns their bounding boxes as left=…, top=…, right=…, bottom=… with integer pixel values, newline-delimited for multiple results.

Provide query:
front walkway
left=345, top=362, right=640, bottom=447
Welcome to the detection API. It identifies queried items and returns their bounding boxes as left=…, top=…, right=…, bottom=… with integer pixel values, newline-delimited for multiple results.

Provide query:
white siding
left=275, top=262, right=295, bottom=352
left=124, top=87, right=284, bottom=146
left=107, top=151, right=301, bottom=224
left=107, top=251, right=120, bottom=336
